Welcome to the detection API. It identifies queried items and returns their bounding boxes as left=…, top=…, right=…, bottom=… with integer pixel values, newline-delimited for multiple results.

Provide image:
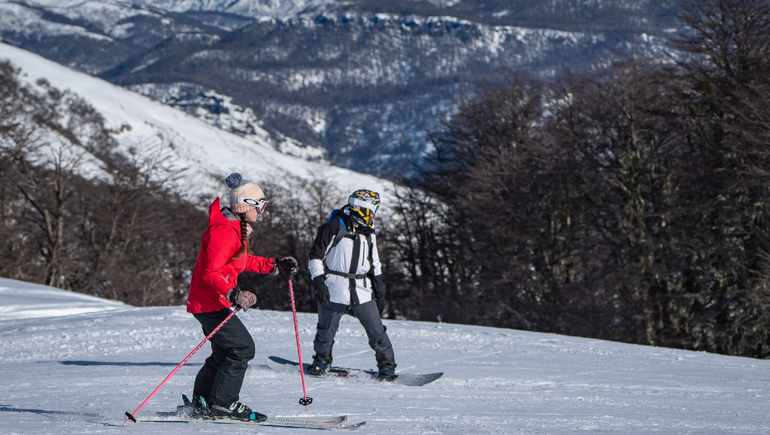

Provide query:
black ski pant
left=313, top=300, right=395, bottom=367
left=192, top=308, right=255, bottom=407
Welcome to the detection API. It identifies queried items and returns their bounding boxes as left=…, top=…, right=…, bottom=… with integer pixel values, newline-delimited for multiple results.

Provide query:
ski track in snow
left=0, top=277, right=769, bottom=434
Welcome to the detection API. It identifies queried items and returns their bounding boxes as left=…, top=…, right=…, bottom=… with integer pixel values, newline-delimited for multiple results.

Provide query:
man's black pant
left=313, top=300, right=395, bottom=367
left=192, top=308, right=255, bottom=406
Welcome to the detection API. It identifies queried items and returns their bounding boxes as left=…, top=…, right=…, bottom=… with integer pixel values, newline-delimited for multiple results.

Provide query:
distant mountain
left=0, top=42, right=393, bottom=208
left=22, top=0, right=336, bottom=19
left=0, top=0, right=681, bottom=178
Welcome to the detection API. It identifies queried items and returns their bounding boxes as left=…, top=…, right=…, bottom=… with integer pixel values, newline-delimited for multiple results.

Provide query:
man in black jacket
left=306, top=189, right=396, bottom=381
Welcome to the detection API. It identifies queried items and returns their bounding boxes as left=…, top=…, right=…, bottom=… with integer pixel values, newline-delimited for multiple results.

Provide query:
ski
left=137, top=415, right=366, bottom=430
left=266, top=355, right=444, bottom=386
left=129, top=395, right=365, bottom=430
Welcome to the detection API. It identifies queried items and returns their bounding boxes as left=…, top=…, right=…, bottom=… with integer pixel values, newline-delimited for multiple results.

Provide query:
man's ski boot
left=209, top=399, right=267, bottom=422
left=307, top=355, right=332, bottom=376
left=376, top=361, right=397, bottom=382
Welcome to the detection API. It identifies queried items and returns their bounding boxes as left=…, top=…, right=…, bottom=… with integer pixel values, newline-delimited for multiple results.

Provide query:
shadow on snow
left=0, top=404, right=101, bottom=418
left=57, top=360, right=203, bottom=367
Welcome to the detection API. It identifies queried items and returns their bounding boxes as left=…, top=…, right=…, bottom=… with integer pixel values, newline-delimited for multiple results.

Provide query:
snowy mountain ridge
left=20, top=0, right=337, bottom=18
left=0, top=42, right=394, bottom=208
left=126, top=81, right=327, bottom=161
left=105, top=10, right=612, bottom=177
left=0, top=0, right=676, bottom=178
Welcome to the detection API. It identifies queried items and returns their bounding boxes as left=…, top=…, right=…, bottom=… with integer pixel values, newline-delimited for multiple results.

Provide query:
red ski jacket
left=186, top=198, right=275, bottom=313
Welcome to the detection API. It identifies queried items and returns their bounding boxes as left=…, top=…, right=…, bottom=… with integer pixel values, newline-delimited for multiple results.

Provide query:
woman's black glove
left=274, top=256, right=299, bottom=276
left=313, top=276, right=330, bottom=303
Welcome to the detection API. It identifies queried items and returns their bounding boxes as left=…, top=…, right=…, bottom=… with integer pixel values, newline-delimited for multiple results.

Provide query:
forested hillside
left=389, top=0, right=770, bottom=359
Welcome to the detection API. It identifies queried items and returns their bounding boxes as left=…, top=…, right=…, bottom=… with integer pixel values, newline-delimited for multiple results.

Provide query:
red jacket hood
left=208, top=197, right=237, bottom=230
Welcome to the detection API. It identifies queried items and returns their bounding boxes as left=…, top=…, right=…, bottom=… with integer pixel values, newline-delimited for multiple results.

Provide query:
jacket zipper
left=360, top=235, right=367, bottom=269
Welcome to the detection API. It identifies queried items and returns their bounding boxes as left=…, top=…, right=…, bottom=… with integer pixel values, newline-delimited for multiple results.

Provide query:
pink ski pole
left=123, top=307, right=241, bottom=425
left=288, top=278, right=312, bottom=409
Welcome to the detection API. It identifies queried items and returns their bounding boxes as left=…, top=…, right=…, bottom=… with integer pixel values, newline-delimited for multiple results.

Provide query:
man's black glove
left=274, top=256, right=299, bottom=276
left=313, top=276, right=330, bottom=303
left=225, top=286, right=258, bottom=311
left=372, top=275, right=386, bottom=311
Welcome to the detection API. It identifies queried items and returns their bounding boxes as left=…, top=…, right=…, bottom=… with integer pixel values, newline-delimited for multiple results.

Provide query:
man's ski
left=266, top=356, right=444, bottom=386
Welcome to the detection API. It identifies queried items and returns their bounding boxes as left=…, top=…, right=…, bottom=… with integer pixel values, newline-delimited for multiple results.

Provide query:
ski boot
left=209, top=400, right=266, bottom=422
left=376, top=360, right=397, bottom=382
left=307, top=355, right=332, bottom=376
left=176, top=394, right=214, bottom=419
left=176, top=395, right=195, bottom=416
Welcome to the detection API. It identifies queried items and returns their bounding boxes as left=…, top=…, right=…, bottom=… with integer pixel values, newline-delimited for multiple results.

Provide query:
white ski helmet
left=347, top=189, right=380, bottom=227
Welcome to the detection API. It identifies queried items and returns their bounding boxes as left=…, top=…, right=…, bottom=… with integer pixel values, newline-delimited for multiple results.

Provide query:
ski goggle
left=349, top=190, right=380, bottom=214
left=243, top=197, right=269, bottom=214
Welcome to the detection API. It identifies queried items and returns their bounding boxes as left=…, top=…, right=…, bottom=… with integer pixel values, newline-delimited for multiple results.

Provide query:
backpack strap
left=327, top=209, right=373, bottom=251
left=331, top=226, right=373, bottom=251
left=324, top=268, right=368, bottom=280
left=331, top=217, right=348, bottom=249
left=324, top=217, right=375, bottom=291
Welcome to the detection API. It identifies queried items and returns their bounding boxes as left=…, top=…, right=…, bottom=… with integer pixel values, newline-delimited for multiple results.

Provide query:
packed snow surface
left=0, top=277, right=768, bottom=433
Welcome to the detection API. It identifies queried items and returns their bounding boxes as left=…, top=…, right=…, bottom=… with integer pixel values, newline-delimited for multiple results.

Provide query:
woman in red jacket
left=187, top=172, right=297, bottom=421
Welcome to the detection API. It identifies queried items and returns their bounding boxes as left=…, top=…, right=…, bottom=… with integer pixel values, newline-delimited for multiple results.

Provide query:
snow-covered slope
left=0, top=277, right=768, bottom=434
left=0, top=278, right=126, bottom=321
left=0, top=42, right=394, bottom=209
